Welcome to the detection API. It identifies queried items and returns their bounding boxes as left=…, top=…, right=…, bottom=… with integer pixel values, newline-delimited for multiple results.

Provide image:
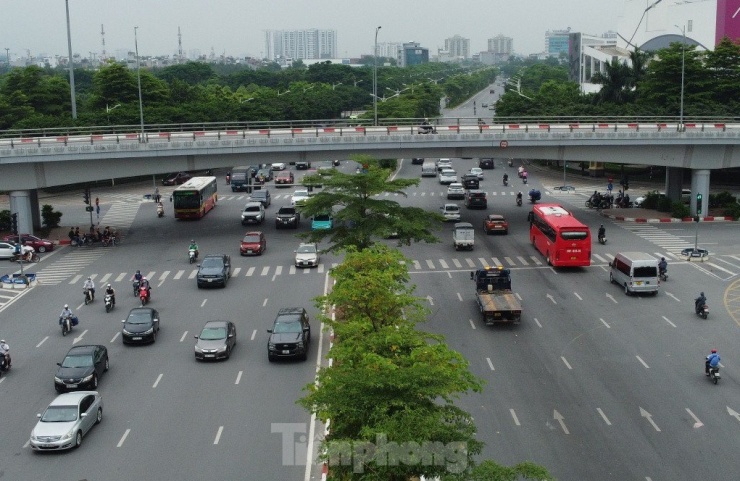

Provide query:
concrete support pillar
left=690, top=169, right=710, bottom=217
left=9, top=190, right=34, bottom=234
left=664, top=167, right=684, bottom=203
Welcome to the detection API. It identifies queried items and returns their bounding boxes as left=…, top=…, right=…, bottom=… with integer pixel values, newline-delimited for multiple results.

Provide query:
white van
left=421, top=161, right=437, bottom=177
left=609, top=252, right=660, bottom=295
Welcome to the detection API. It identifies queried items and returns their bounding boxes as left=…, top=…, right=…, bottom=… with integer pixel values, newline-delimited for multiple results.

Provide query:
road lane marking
left=318, top=264, right=325, bottom=273
left=491, top=257, right=502, bottom=266
left=515, top=292, right=522, bottom=301
left=639, top=407, right=661, bottom=432
left=73, top=329, right=88, bottom=344
left=597, top=408, right=612, bottom=425
left=213, top=426, right=224, bottom=444
left=152, top=373, right=163, bottom=388
left=636, top=355, right=650, bottom=369
left=504, top=256, right=515, bottom=266
left=117, top=429, right=131, bottom=447
left=561, top=357, right=572, bottom=370
left=289, top=265, right=297, bottom=275
left=452, top=259, right=462, bottom=268
left=146, top=271, right=155, bottom=280
left=600, top=318, right=610, bottom=328
left=662, top=316, right=676, bottom=327
left=574, top=292, right=582, bottom=300
left=158, top=270, right=170, bottom=282
left=426, top=259, right=435, bottom=269
left=413, top=260, right=421, bottom=270
left=232, top=267, right=241, bottom=277
left=69, top=274, right=82, bottom=285
left=110, top=332, right=120, bottom=343
left=263, top=298, right=268, bottom=307
left=99, top=273, right=111, bottom=284
left=246, top=267, right=255, bottom=276
left=457, top=292, right=463, bottom=301
left=534, top=318, right=542, bottom=328
left=553, top=410, right=569, bottom=434
left=188, top=270, right=197, bottom=279
left=36, top=336, right=49, bottom=348
left=251, top=329, right=257, bottom=341
left=235, top=371, right=243, bottom=385
left=260, top=266, right=270, bottom=276
left=727, top=406, right=740, bottom=422
left=665, top=292, right=681, bottom=302
left=173, top=270, right=184, bottom=280
left=439, top=259, right=449, bottom=269
left=486, top=357, right=495, bottom=371
left=465, top=258, right=475, bottom=267
left=516, top=256, right=528, bottom=265
left=200, top=299, right=207, bottom=307
left=546, top=294, right=557, bottom=304
left=22, top=438, right=29, bottom=448
left=510, top=409, right=520, bottom=426
left=685, top=408, right=704, bottom=428
left=180, top=331, right=188, bottom=342
left=272, top=265, right=283, bottom=281
left=426, top=296, right=434, bottom=305
left=477, top=258, right=488, bottom=267
left=469, top=319, right=476, bottom=330
left=606, top=293, right=618, bottom=303
left=115, top=272, right=126, bottom=282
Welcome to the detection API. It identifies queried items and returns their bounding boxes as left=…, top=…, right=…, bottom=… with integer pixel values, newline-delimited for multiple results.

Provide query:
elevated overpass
left=2, top=117, right=739, bottom=232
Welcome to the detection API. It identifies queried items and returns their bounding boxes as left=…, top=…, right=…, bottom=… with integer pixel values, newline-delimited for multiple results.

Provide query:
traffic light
left=83, top=188, right=90, bottom=205
left=10, top=213, right=18, bottom=235
left=696, top=193, right=703, bottom=215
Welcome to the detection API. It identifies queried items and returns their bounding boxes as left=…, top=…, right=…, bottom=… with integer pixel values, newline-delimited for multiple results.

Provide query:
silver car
left=295, top=243, right=320, bottom=268
left=30, top=391, right=103, bottom=451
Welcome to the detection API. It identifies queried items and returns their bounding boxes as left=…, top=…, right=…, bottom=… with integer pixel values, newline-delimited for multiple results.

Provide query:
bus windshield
left=173, top=191, right=200, bottom=209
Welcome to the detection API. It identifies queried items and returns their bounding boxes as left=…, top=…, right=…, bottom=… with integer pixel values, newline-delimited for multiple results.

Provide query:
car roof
left=244, top=201, right=263, bottom=208
left=487, top=214, right=506, bottom=220
left=128, top=307, right=154, bottom=314
left=251, top=190, right=268, bottom=196
left=66, top=345, right=101, bottom=355
left=243, top=231, right=263, bottom=236
left=449, top=183, right=463, bottom=188
left=49, top=391, right=99, bottom=406
left=298, top=242, right=317, bottom=247
left=203, top=320, right=231, bottom=329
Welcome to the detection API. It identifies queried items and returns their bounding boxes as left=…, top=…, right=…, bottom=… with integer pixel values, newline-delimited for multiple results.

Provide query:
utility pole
left=65, top=0, right=77, bottom=118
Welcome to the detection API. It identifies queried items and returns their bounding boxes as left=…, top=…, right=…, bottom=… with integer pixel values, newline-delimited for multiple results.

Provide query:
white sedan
left=469, top=167, right=484, bottom=180
left=440, top=204, right=461, bottom=222
left=0, top=241, right=33, bottom=260
left=295, top=243, right=320, bottom=268
left=270, top=163, right=286, bottom=171
left=438, top=169, right=458, bottom=185
left=291, top=189, right=311, bottom=206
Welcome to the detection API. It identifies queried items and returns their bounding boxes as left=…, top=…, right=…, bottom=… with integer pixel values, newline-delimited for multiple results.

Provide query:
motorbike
left=104, top=294, right=114, bottom=313
left=522, top=177, right=528, bottom=185
left=139, top=286, right=150, bottom=306
left=189, top=248, right=197, bottom=264
left=132, top=279, right=141, bottom=296
left=101, top=235, right=116, bottom=247
left=659, top=268, right=668, bottom=282
left=598, top=234, right=607, bottom=245
left=0, top=352, right=10, bottom=377
left=707, top=364, right=721, bottom=384
left=83, top=287, right=94, bottom=305
left=695, top=302, right=709, bottom=319
left=503, top=178, right=508, bottom=186
left=225, top=174, right=231, bottom=185
left=60, top=315, right=77, bottom=336
left=333, top=159, right=340, bottom=167
left=516, top=197, right=523, bottom=207
left=157, top=204, right=164, bottom=218
left=12, top=251, right=39, bottom=263
left=508, top=159, right=513, bottom=167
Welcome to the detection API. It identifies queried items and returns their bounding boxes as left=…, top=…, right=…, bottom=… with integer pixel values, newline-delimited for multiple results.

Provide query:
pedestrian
left=154, top=187, right=161, bottom=203
left=607, top=181, right=613, bottom=195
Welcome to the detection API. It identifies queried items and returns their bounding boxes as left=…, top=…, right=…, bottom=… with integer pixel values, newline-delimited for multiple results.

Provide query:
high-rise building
left=444, top=35, right=470, bottom=59
left=545, top=28, right=571, bottom=57
left=264, top=29, right=337, bottom=60
left=376, top=42, right=403, bottom=59
left=487, top=35, right=513, bottom=55
left=398, top=42, right=429, bottom=67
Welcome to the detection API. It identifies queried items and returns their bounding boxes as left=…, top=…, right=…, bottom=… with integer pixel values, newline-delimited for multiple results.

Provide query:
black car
left=255, top=168, right=273, bottom=182
left=267, top=307, right=311, bottom=361
left=461, top=174, right=480, bottom=190
left=196, top=254, right=231, bottom=288
left=276, top=206, right=300, bottom=229
left=194, top=321, right=236, bottom=361
left=411, top=157, right=424, bottom=165
left=479, top=158, right=494, bottom=169
left=295, top=161, right=311, bottom=170
left=54, top=345, right=109, bottom=393
left=162, top=172, right=193, bottom=185
left=122, top=307, right=160, bottom=344
left=249, top=189, right=272, bottom=208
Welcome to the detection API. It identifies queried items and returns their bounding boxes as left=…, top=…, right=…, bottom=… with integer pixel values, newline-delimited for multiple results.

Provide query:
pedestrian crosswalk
left=620, top=224, right=694, bottom=254
left=100, top=201, right=144, bottom=230
left=33, top=250, right=107, bottom=285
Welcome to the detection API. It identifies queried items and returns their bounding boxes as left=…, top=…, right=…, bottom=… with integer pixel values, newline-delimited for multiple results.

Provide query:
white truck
left=453, top=222, right=474, bottom=250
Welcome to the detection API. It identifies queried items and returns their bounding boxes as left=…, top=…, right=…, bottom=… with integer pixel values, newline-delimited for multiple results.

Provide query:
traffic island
left=0, top=273, right=38, bottom=289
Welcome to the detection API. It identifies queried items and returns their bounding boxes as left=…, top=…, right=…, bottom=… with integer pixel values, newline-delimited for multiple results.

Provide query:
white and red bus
left=173, top=176, right=218, bottom=219
left=529, top=204, right=591, bottom=267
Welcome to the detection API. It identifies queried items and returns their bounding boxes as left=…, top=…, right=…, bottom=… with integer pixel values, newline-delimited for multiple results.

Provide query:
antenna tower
left=101, top=24, right=106, bottom=62
left=178, top=26, right=183, bottom=63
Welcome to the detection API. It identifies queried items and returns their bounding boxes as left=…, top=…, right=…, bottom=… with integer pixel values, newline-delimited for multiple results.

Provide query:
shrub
left=709, top=191, right=737, bottom=208
left=0, top=209, right=10, bottom=232
left=378, top=158, right=398, bottom=170
left=641, top=191, right=662, bottom=210
left=671, top=202, right=690, bottom=219
left=41, top=204, right=63, bottom=228
left=723, top=203, right=740, bottom=220
left=657, top=196, right=673, bottom=212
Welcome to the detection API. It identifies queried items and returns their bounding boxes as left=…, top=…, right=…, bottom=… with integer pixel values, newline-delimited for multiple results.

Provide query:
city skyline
left=1, top=0, right=623, bottom=61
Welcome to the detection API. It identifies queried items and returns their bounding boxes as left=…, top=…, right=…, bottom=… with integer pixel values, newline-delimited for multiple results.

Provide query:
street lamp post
left=373, top=26, right=381, bottom=126
left=675, top=24, right=686, bottom=131
left=4, top=48, right=9, bottom=67
left=134, top=27, right=145, bottom=142
left=64, top=0, right=77, bottom=118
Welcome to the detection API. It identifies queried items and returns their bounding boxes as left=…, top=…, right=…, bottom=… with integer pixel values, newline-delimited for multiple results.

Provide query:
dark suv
left=464, top=190, right=488, bottom=209
left=196, top=254, right=231, bottom=288
left=267, top=307, right=311, bottom=361
left=479, top=158, right=494, bottom=169
left=276, top=206, right=300, bottom=229
left=461, top=174, right=480, bottom=190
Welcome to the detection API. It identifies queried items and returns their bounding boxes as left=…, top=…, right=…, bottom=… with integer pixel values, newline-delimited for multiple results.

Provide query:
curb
left=600, top=212, right=733, bottom=223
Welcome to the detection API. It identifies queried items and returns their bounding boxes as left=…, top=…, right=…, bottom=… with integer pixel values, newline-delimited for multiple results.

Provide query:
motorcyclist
left=518, top=165, right=524, bottom=177
left=598, top=224, right=606, bottom=241
left=503, top=173, right=509, bottom=184
left=0, top=339, right=10, bottom=368
left=157, top=202, right=164, bottom=216
left=516, top=192, right=523, bottom=203
left=419, top=118, right=433, bottom=134
left=133, top=270, right=143, bottom=282
left=189, top=240, right=199, bottom=259
left=105, top=283, right=116, bottom=307
left=658, top=257, right=668, bottom=276
left=695, top=292, right=707, bottom=312
left=140, top=277, right=151, bottom=300
left=59, top=304, right=74, bottom=325
left=705, top=349, right=720, bottom=375
left=83, top=276, right=95, bottom=301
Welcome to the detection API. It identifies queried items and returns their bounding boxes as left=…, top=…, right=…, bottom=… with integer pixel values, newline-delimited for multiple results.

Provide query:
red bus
left=173, top=176, right=218, bottom=219
left=529, top=204, right=591, bottom=267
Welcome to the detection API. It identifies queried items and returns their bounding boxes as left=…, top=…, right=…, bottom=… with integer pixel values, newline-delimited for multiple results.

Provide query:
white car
left=294, top=242, right=320, bottom=268
left=29, top=391, right=103, bottom=451
left=436, top=159, right=453, bottom=171
left=291, top=189, right=311, bottom=206
left=0, top=241, right=33, bottom=259
left=633, top=189, right=691, bottom=207
left=240, top=201, right=265, bottom=225
left=469, top=167, right=484, bottom=180
left=447, top=183, right=465, bottom=199
left=440, top=204, right=461, bottom=222
left=438, top=169, right=457, bottom=185
left=270, top=163, right=286, bottom=171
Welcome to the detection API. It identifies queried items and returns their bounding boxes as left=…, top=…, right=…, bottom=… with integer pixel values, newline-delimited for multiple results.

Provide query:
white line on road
left=117, top=429, right=131, bottom=447
left=597, top=408, right=612, bottom=425
left=99, top=273, right=111, bottom=284
left=200, top=299, right=207, bottom=307
left=561, top=356, right=573, bottom=370
left=173, top=270, right=184, bottom=280
left=665, top=292, right=681, bottom=302
left=640, top=407, right=661, bottom=432
left=36, top=336, right=49, bottom=348
left=188, top=269, right=197, bottom=279
left=606, top=293, right=618, bottom=304
left=636, top=355, right=650, bottom=369
left=110, top=332, right=120, bottom=343
left=469, top=319, right=476, bottom=330
left=510, top=409, right=521, bottom=426
left=115, top=272, right=126, bottom=282
left=213, top=426, right=224, bottom=445
left=486, top=357, right=495, bottom=371
left=456, top=292, right=463, bottom=302
left=272, top=265, right=283, bottom=281
left=263, top=298, right=268, bottom=307
left=180, top=331, right=188, bottom=342
left=515, top=292, right=523, bottom=301
left=260, top=266, right=270, bottom=276
left=685, top=408, right=704, bottom=428
left=22, top=438, right=28, bottom=448
left=534, top=318, right=542, bottom=328
left=232, top=267, right=241, bottom=277
left=553, top=410, right=569, bottom=434
left=662, top=316, right=676, bottom=327
left=250, top=329, right=257, bottom=341
left=546, top=294, right=557, bottom=304
left=574, top=292, right=582, bottom=300
left=600, top=318, right=610, bottom=328
left=235, top=371, right=243, bottom=385
left=245, top=266, right=255, bottom=277
left=73, top=329, right=88, bottom=345
left=152, top=373, right=163, bottom=389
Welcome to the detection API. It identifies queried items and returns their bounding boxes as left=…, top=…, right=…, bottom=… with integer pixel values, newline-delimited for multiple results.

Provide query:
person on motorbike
left=518, top=165, right=524, bottom=177
left=134, top=270, right=143, bottom=282
left=503, top=173, right=509, bottom=184
left=706, top=349, right=720, bottom=375
left=83, top=276, right=95, bottom=301
left=140, top=277, right=151, bottom=299
left=419, top=118, right=433, bottom=134
left=105, top=283, right=116, bottom=307
left=598, top=224, right=606, bottom=242
left=658, top=257, right=668, bottom=276
left=189, top=240, right=199, bottom=259
left=516, top=192, right=523, bottom=203
left=695, top=292, right=707, bottom=312
left=133, top=270, right=143, bottom=293
left=60, top=304, right=74, bottom=325
left=157, top=202, right=164, bottom=216
left=0, top=339, right=10, bottom=368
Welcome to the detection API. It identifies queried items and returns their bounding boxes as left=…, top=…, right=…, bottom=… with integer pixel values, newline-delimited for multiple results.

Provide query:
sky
left=1, top=0, right=626, bottom=60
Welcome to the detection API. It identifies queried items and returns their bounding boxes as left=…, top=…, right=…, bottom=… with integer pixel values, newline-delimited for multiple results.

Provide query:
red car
left=274, top=171, right=294, bottom=187
left=483, top=215, right=509, bottom=235
left=2, top=234, right=54, bottom=252
left=161, top=172, right=192, bottom=186
left=240, top=231, right=266, bottom=256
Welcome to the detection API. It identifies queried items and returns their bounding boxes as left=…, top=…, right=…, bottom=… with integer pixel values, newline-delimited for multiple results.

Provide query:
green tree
left=298, top=155, right=442, bottom=251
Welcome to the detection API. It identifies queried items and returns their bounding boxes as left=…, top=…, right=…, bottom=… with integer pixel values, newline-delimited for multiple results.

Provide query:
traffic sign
left=85, top=206, right=94, bottom=212
left=500, top=140, right=509, bottom=148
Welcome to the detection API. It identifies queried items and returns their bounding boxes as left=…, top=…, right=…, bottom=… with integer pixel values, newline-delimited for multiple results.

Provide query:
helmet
left=191, top=240, right=195, bottom=243
left=1, top=340, right=5, bottom=344
left=87, top=276, right=91, bottom=280
left=600, top=224, right=604, bottom=228
left=711, top=349, right=717, bottom=353
left=136, top=270, right=140, bottom=274
left=107, top=284, right=111, bottom=288
left=700, top=292, right=704, bottom=296
left=64, top=304, right=68, bottom=309
left=661, top=257, right=665, bottom=261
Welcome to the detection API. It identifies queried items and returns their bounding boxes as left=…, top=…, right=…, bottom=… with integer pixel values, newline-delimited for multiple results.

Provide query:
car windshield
left=243, top=235, right=261, bottom=243
left=314, top=214, right=331, bottom=221
left=244, top=206, right=261, bottom=212
left=61, top=355, right=93, bottom=368
left=201, top=258, right=224, bottom=268
left=297, top=245, right=316, bottom=254
left=200, top=327, right=227, bottom=340
left=279, top=208, right=296, bottom=215
left=294, top=191, right=308, bottom=197
left=251, top=193, right=266, bottom=200
left=273, top=321, right=302, bottom=333
left=41, top=405, right=78, bottom=423
left=126, top=311, right=152, bottom=325
left=446, top=206, right=459, bottom=212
